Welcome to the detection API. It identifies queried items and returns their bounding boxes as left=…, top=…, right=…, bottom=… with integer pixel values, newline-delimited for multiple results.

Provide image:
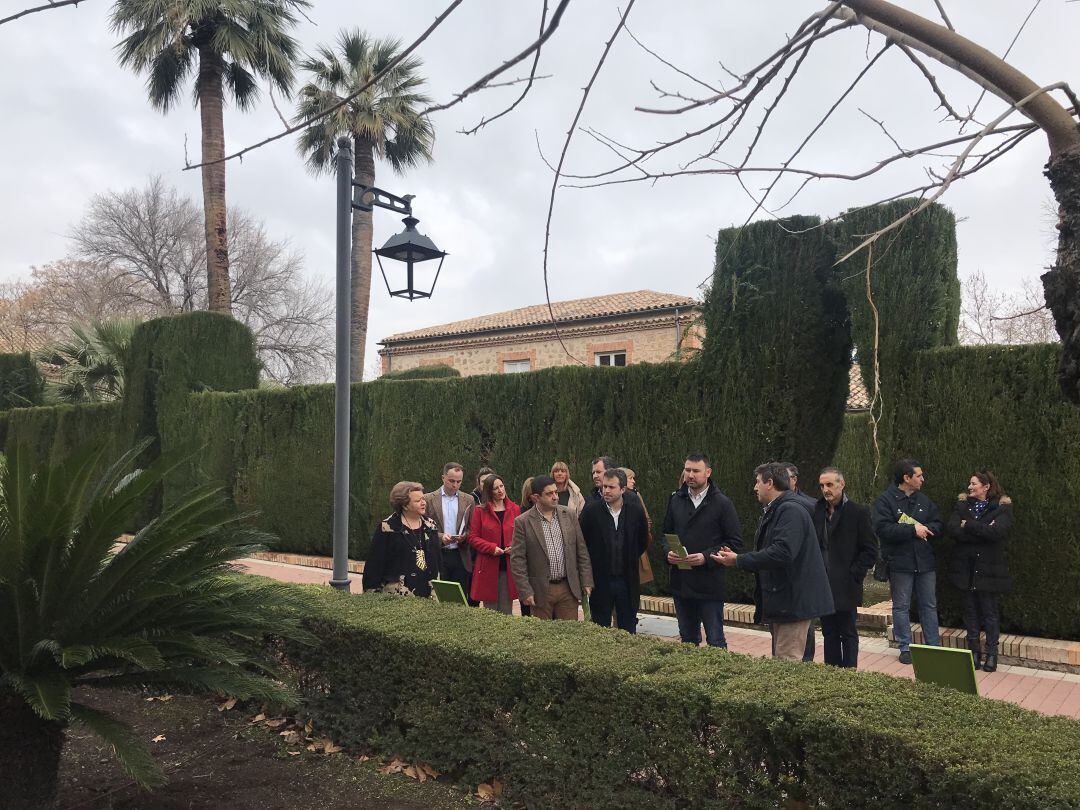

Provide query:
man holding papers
left=661, top=452, right=743, bottom=648
left=424, top=463, right=476, bottom=606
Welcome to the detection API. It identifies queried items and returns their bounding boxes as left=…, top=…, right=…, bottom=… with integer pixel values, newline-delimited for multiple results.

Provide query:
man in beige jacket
left=510, top=475, right=593, bottom=620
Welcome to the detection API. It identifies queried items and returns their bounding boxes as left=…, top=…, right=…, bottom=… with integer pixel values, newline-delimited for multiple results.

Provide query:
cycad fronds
left=0, top=441, right=312, bottom=790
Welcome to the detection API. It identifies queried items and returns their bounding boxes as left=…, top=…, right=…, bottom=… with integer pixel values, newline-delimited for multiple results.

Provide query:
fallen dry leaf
left=404, top=765, right=420, bottom=780
left=151, top=735, right=166, bottom=743
left=217, top=697, right=237, bottom=712
left=287, top=750, right=301, bottom=757
left=250, top=713, right=266, bottom=723
left=145, top=695, right=173, bottom=702
left=264, top=718, right=286, bottom=729
left=357, top=754, right=370, bottom=762
left=304, top=720, right=314, bottom=734
left=323, top=741, right=342, bottom=754
left=477, top=783, right=495, bottom=801
left=420, top=764, right=440, bottom=778
left=280, top=730, right=301, bottom=745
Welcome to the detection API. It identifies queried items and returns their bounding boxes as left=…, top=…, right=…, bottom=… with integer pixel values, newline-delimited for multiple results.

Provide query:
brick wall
left=379, top=312, right=696, bottom=376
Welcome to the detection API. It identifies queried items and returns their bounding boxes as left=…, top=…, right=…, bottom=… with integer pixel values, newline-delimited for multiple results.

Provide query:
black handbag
left=873, top=555, right=890, bottom=582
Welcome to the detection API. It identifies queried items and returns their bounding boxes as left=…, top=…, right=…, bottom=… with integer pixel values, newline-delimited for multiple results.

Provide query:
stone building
left=378, top=290, right=701, bottom=376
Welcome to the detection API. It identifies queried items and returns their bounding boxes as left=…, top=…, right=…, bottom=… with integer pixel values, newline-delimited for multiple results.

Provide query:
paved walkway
left=237, top=557, right=1080, bottom=721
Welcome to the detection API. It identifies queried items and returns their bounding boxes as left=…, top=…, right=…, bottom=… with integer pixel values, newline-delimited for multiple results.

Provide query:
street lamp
left=329, top=136, right=446, bottom=592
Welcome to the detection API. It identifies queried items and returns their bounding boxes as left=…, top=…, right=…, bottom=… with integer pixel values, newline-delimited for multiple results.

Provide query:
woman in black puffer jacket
left=946, top=470, right=1012, bottom=672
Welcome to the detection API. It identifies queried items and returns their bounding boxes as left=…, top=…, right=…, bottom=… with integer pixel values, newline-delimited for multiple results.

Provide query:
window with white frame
left=503, top=359, right=531, bottom=373
left=595, top=351, right=627, bottom=367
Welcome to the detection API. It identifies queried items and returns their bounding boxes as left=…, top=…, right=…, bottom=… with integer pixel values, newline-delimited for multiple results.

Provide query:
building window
left=595, top=351, right=627, bottom=367
left=503, top=359, right=531, bottom=374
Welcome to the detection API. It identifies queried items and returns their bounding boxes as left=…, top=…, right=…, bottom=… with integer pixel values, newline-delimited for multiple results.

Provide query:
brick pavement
left=237, top=557, right=1080, bottom=721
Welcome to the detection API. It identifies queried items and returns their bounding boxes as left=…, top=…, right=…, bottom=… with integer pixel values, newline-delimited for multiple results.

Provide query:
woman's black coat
left=362, top=512, right=441, bottom=596
left=946, top=495, right=1012, bottom=593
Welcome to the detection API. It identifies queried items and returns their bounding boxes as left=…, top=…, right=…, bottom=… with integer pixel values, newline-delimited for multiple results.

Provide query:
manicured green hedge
left=705, top=215, right=850, bottom=477
left=283, top=588, right=1080, bottom=809
left=886, top=344, right=1080, bottom=640
left=0, top=401, right=123, bottom=468
left=379, top=363, right=460, bottom=380
left=0, top=353, right=45, bottom=410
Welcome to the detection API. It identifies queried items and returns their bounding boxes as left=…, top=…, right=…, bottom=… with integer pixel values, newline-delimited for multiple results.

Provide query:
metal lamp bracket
left=352, top=184, right=414, bottom=215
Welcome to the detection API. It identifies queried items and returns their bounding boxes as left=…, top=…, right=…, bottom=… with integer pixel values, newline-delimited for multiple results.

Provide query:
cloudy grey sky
left=2, top=1, right=1075, bottom=377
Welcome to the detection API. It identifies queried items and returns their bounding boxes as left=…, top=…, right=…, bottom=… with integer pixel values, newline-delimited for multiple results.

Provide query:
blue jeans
left=590, top=578, right=638, bottom=633
left=672, top=595, right=727, bottom=648
left=890, top=570, right=940, bottom=651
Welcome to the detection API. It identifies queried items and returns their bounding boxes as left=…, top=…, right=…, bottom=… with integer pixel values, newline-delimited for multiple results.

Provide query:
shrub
left=0, top=401, right=123, bottom=473
left=379, top=363, right=460, bottom=380
left=0, top=442, right=310, bottom=807
left=285, top=589, right=1080, bottom=809
left=0, top=353, right=45, bottom=410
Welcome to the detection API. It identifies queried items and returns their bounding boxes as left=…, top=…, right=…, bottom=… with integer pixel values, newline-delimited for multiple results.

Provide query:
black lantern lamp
left=374, top=215, right=447, bottom=301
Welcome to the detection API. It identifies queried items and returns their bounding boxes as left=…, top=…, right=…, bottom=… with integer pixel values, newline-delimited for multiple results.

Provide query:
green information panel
left=910, top=644, right=979, bottom=695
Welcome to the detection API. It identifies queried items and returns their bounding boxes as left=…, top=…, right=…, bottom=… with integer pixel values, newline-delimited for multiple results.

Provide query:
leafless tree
left=66, top=177, right=333, bottom=383
left=959, top=270, right=1058, bottom=346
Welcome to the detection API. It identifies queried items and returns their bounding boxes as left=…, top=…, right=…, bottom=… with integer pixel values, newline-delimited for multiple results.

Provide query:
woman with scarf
left=362, top=481, right=441, bottom=597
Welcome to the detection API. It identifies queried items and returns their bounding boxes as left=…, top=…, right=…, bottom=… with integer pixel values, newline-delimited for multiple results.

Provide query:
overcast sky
left=2, top=1, right=1075, bottom=377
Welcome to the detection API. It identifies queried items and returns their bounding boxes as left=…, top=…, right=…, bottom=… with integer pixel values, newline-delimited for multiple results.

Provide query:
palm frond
left=71, top=702, right=165, bottom=789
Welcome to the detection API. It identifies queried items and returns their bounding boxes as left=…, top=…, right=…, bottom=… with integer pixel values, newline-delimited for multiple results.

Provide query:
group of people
left=361, top=452, right=1012, bottom=671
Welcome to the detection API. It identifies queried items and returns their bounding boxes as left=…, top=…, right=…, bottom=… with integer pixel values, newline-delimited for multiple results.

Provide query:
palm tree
left=37, top=318, right=141, bottom=403
left=296, top=30, right=435, bottom=381
left=0, top=441, right=310, bottom=807
left=110, top=0, right=309, bottom=315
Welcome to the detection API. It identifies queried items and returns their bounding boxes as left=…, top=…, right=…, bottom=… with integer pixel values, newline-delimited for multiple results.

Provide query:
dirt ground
left=54, top=687, right=478, bottom=810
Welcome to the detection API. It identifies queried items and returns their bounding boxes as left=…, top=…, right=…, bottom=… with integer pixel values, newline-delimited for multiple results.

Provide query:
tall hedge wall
left=0, top=401, right=123, bottom=469
left=0, top=353, right=45, bottom=410
left=163, top=363, right=777, bottom=599
left=887, top=344, right=1080, bottom=640
left=704, top=215, right=850, bottom=479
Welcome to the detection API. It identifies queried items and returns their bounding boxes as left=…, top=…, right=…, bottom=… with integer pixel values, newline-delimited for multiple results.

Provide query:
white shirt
left=688, top=487, right=707, bottom=509
left=607, top=504, right=622, bottom=530
left=441, top=488, right=460, bottom=548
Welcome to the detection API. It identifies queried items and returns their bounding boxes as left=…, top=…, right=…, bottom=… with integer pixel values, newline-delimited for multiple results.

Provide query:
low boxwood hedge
left=284, top=587, right=1080, bottom=809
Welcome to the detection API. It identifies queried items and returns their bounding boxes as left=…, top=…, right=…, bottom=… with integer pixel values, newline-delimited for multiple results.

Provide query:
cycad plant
left=111, top=0, right=309, bottom=314
left=296, top=29, right=435, bottom=380
left=37, top=318, right=140, bottom=403
left=0, top=441, right=310, bottom=807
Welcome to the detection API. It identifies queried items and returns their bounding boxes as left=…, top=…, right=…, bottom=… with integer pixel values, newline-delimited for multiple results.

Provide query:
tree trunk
left=197, top=43, right=232, bottom=315
left=351, top=137, right=376, bottom=382
left=0, top=689, right=65, bottom=808
left=1043, top=146, right=1080, bottom=404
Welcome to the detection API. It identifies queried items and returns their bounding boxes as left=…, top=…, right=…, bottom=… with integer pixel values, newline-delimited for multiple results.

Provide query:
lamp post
left=329, top=136, right=447, bottom=592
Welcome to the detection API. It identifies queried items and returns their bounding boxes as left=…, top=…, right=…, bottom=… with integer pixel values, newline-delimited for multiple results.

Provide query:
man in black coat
left=714, top=463, right=834, bottom=662
left=661, top=451, right=743, bottom=648
left=579, top=468, right=649, bottom=632
left=588, top=455, right=641, bottom=507
left=814, top=467, right=878, bottom=667
left=872, top=458, right=943, bottom=665
left=781, top=461, right=822, bottom=662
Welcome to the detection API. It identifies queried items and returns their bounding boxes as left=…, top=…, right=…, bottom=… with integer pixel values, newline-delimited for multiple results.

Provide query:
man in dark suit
left=510, top=475, right=593, bottom=620
left=714, top=462, right=834, bottom=662
left=814, top=466, right=879, bottom=667
left=579, top=468, right=649, bottom=632
left=423, top=462, right=476, bottom=605
left=781, top=461, right=822, bottom=661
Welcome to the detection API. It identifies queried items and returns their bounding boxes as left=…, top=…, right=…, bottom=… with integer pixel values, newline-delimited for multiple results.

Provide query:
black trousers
left=440, top=550, right=478, bottom=607
left=963, top=590, right=1000, bottom=650
left=820, top=609, right=860, bottom=667
left=590, top=578, right=638, bottom=633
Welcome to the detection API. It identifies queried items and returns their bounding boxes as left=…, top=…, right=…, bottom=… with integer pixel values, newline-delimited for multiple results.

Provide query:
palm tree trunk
left=1043, top=147, right=1080, bottom=404
left=351, top=137, right=376, bottom=382
left=0, top=689, right=65, bottom=808
left=197, top=43, right=232, bottom=315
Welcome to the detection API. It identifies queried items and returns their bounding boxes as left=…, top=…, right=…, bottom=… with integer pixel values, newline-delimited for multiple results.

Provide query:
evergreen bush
left=0, top=353, right=45, bottom=410
left=379, top=363, right=460, bottom=380
left=285, top=588, right=1080, bottom=809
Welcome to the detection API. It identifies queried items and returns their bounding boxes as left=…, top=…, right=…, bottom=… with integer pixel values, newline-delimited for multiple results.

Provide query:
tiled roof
left=847, top=361, right=871, bottom=411
left=380, top=290, right=698, bottom=343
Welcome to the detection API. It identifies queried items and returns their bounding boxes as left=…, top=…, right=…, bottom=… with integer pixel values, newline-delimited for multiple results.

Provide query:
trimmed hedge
left=0, top=353, right=45, bottom=410
left=379, top=363, right=461, bottom=380
left=887, top=344, right=1080, bottom=640
left=284, top=588, right=1080, bottom=809
left=705, top=215, right=850, bottom=482
left=0, top=401, right=123, bottom=470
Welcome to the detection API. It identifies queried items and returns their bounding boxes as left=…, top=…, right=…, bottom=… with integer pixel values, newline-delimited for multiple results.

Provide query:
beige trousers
left=532, top=579, right=579, bottom=621
left=771, top=620, right=812, bottom=662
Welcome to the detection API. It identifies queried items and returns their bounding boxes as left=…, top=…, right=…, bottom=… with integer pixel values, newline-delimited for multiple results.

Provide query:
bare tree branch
left=542, top=1, right=637, bottom=366
left=931, top=0, right=954, bottom=31
left=0, top=0, right=85, bottom=27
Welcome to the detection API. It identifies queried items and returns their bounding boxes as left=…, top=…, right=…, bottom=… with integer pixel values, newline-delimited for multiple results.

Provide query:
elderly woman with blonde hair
left=550, top=460, right=586, bottom=516
left=362, top=481, right=441, bottom=597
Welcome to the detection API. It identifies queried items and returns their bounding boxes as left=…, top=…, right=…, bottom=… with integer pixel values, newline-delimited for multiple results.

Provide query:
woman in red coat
left=469, top=474, right=520, bottom=614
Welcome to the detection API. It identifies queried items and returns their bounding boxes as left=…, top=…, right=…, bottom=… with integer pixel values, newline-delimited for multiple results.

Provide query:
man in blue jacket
left=872, top=458, right=943, bottom=665
left=714, top=463, right=834, bottom=661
